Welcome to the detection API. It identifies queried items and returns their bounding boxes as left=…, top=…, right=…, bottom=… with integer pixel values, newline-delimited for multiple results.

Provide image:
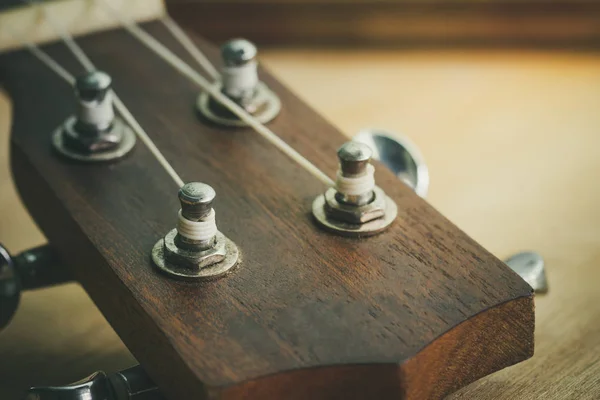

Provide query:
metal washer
left=52, top=116, right=136, bottom=162
left=196, top=81, right=281, bottom=127
left=152, top=231, right=240, bottom=280
left=312, top=190, right=398, bottom=237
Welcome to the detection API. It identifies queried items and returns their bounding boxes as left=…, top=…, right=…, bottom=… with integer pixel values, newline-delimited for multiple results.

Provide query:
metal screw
left=178, top=182, right=216, bottom=221
left=335, top=142, right=375, bottom=206
left=221, top=39, right=257, bottom=67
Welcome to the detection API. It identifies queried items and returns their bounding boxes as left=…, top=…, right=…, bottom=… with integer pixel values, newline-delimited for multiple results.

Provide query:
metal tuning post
left=0, top=243, right=70, bottom=330
left=152, top=182, right=239, bottom=280
left=25, top=365, right=164, bottom=400
left=52, top=71, right=136, bottom=162
left=312, top=141, right=398, bottom=237
left=197, top=38, right=281, bottom=127
left=353, top=129, right=429, bottom=198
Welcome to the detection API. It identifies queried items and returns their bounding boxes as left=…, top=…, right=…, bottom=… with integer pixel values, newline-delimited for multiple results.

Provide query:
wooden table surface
left=1, top=48, right=599, bottom=399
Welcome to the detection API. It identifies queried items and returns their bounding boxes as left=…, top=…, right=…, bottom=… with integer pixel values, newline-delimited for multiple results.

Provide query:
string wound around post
left=152, top=182, right=239, bottom=280
left=52, top=71, right=136, bottom=162
left=312, top=141, right=398, bottom=237
left=197, top=38, right=281, bottom=127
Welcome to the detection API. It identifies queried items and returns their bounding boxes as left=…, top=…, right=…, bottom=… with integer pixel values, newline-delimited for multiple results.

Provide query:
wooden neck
left=0, top=7, right=535, bottom=398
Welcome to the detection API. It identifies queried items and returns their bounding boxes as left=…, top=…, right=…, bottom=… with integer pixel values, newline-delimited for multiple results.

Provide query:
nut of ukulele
left=52, top=71, right=136, bottom=162
left=312, top=141, right=398, bottom=237
left=152, top=182, right=239, bottom=280
left=197, top=38, right=281, bottom=127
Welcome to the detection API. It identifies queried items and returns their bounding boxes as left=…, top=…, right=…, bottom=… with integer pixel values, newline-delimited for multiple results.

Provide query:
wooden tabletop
left=1, top=48, right=599, bottom=399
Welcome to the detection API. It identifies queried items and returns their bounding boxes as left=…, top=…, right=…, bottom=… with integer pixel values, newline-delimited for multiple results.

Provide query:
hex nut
left=324, top=187, right=386, bottom=225
left=62, top=117, right=123, bottom=154
left=163, top=229, right=226, bottom=270
left=52, top=116, right=136, bottom=162
left=196, top=81, right=281, bottom=127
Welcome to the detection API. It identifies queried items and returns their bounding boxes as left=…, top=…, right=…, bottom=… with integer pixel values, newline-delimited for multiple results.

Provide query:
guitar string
left=96, top=0, right=336, bottom=187
left=11, top=0, right=335, bottom=187
left=159, top=14, right=219, bottom=81
left=3, top=25, right=75, bottom=84
left=20, top=0, right=186, bottom=187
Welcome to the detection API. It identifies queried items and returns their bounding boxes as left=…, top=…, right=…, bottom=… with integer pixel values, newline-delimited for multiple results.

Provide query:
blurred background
left=168, top=0, right=600, bottom=48
left=1, top=0, right=600, bottom=398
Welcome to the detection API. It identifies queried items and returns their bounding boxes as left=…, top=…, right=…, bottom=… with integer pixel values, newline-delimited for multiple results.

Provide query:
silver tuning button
left=52, top=71, right=136, bottom=162
left=197, top=38, right=281, bottom=127
left=0, top=244, right=69, bottom=330
left=25, top=365, right=164, bottom=400
left=505, top=251, right=549, bottom=294
left=353, top=128, right=429, bottom=198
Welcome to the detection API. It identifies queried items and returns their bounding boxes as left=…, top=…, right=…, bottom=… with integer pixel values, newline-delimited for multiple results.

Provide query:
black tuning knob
left=25, top=371, right=112, bottom=400
left=25, top=365, right=164, bottom=400
left=0, top=243, right=71, bottom=330
left=0, top=244, right=20, bottom=330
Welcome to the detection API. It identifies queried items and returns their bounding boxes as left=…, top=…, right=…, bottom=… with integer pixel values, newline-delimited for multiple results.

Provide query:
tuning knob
left=505, top=251, right=549, bottom=294
left=25, top=371, right=112, bottom=400
left=0, top=244, right=70, bottom=330
left=25, top=365, right=164, bottom=400
left=0, top=244, right=20, bottom=330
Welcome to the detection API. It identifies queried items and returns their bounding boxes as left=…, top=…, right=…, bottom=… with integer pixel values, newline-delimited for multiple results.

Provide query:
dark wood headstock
left=0, top=13, right=534, bottom=400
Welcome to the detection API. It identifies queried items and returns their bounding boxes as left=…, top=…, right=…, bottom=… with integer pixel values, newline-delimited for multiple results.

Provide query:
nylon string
left=20, top=0, right=186, bottom=187
left=96, top=0, right=335, bottom=187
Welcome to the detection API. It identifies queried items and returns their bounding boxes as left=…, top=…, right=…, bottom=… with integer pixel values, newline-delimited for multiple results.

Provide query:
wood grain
left=0, top=22, right=532, bottom=399
left=2, top=38, right=600, bottom=400
left=261, top=48, right=600, bottom=399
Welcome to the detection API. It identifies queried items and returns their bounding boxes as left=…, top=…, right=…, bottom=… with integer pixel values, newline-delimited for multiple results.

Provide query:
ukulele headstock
left=0, top=2, right=534, bottom=399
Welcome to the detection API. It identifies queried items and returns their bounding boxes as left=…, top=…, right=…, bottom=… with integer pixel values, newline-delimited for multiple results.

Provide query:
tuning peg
left=312, top=141, right=398, bottom=237
left=0, top=244, right=70, bottom=330
left=25, top=365, right=164, bottom=400
left=335, top=141, right=375, bottom=206
left=152, top=182, right=239, bottom=280
left=313, top=128, right=427, bottom=236
left=505, top=251, right=549, bottom=294
left=197, top=38, right=281, bottom=127
left=52, top=70, right=136, bottom=162
left=220, top=39, right=259, bottom=103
